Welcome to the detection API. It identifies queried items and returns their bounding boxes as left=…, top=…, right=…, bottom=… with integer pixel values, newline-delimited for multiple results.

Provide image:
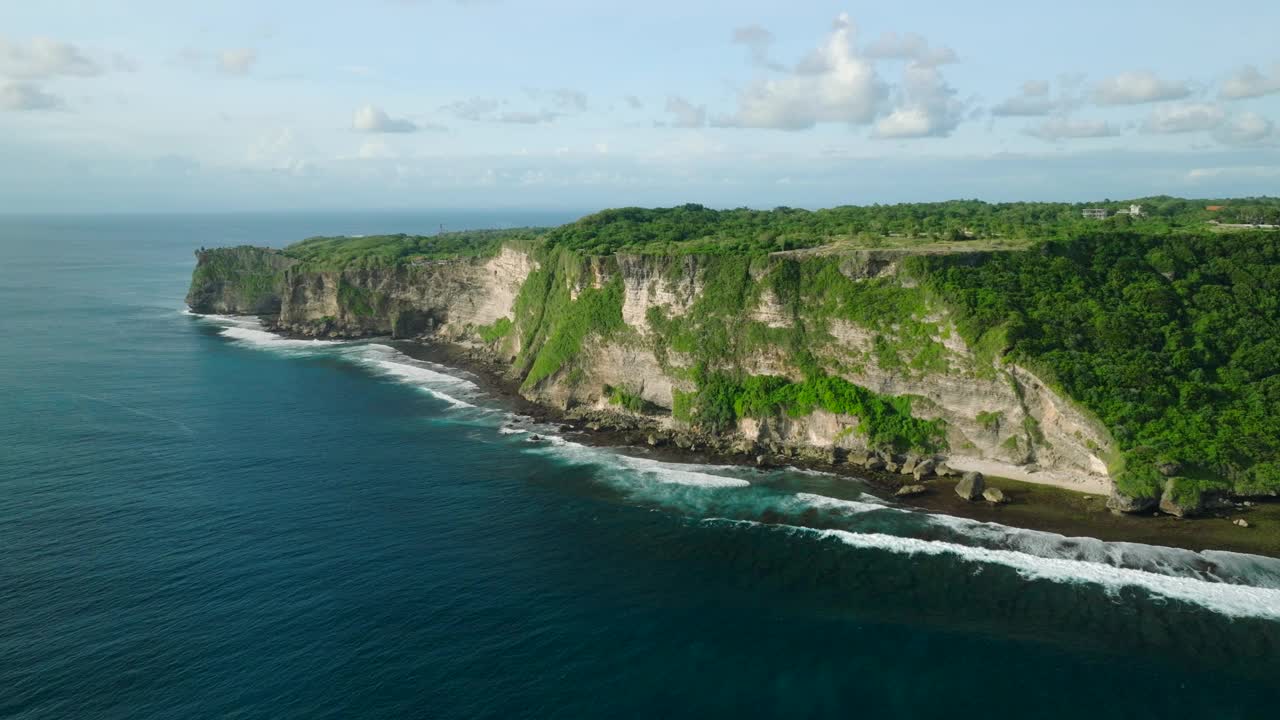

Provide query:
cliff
left=189, top=199, right=1280, bottom=519
left=186, top=246, right=297, bottom=315
left=187, top=238, right=1116, bottom=499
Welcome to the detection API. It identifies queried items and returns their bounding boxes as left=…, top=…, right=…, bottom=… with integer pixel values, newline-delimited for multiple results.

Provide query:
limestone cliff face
left=269, top=247, right=536, bottom=340
left=190, top=242, right=1116, bottom=495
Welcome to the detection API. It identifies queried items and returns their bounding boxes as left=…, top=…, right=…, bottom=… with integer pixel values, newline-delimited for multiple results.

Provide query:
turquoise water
left=2, top=212, right=1279, bottom=719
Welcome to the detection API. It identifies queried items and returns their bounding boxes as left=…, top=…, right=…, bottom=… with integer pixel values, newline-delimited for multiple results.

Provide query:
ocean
left=2, top=211, right=1279, bottom=719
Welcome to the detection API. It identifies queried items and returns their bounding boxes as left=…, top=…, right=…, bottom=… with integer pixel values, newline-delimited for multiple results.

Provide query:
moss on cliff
left=187, top=246, right=294, bottom=314
left=513, top=248, right=627, bottom=391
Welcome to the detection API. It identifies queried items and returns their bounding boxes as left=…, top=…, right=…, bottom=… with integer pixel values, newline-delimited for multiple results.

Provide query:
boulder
left=955, top=471, right=985, bottom=501
left=1234, top=519, right=1251, bottom=528
left=901, top=456, right=919, bottom=474
left=934, top=463, right=957, bottom=478
left=983, top=487, right=1008, bottom=504
left=1159, top=478, right=1203, bottom=518
left=896, top=484, right=928, bottom=497
left=885, top=462, right=900, bottom=474
left=1106, top=489, right=1158, bottom=515
left=913, top=460, right=936, bottom=481
left=864, top=457, right=886, bottom=471
left=755, top=454, right=772, bottom=467
left=847, top=451, right=870, bottom=466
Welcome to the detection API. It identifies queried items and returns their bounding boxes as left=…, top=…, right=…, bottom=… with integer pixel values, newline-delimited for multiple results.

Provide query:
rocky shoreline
left=371, top=334, right=1280, bottom=559
left=231, top=310, right=1280, bottom=557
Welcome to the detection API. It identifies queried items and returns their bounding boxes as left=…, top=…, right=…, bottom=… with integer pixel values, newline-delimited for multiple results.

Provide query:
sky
left=2, top=0, right=1280, bottom=212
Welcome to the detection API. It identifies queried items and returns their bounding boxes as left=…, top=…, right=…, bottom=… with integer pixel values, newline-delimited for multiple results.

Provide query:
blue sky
left=3, top=0, right=1279, bottom=212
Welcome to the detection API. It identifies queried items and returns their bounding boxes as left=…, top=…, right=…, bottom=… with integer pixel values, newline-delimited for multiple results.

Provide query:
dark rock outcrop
left=1106, top=489, right=1159, bottom=515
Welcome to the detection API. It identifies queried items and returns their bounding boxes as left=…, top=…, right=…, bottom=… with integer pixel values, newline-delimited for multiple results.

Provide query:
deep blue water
left=2, top=212, right=1280, bottom=720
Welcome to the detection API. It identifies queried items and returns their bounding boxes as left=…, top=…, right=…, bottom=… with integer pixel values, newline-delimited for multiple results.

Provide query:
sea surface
left=2, top=211, right=1279, bottom=719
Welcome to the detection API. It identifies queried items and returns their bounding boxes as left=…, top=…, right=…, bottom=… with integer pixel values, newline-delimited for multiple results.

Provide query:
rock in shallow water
left=955, top=471, right=985, bottom=501
left=983, top=487, right=1008, bottom=504
left=1106, top=489, right=1158, bottom=515
left=895, top=484, right=928, bottom=497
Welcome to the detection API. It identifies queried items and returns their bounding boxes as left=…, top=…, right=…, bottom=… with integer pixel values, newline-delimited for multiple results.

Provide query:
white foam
left=713, top=519, right=1280, bottom=621
left=527, top=435, right=750, bottom=488
left=793, top=492, right=899, bottom=515
left=357, top=358, right=477, bottom=408
left=618, top=454, right=751, bottom=488
left=367, top=358, right=476, bottom=388
left=916, top=510, right=1280, bottom=587
left=219, top=325, right=345, bottom=349
left=498, top=426, right=528, bottom=435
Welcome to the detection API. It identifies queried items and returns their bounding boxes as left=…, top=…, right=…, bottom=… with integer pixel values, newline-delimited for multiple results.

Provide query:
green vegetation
left=684, top=372, right=945, bottom=452
left=918, top=227, right=1280, bottom=497
left=605, top=385, right=649, bottom=413
left=474, top=317, right=513, bottom=343
left=512, top=249, right=627, bottom=390
left=337, top=281, right=381, bottom=317
left=542, top=198, right=1280, bottom=256
left=976, top=410, right=1003, bottom=431
left=187, top=246, right=293, bottom=313
left=283, top=228, right=543, bottom=269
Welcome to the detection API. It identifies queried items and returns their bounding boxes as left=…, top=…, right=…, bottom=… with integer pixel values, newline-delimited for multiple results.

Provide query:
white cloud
left=717, top=13, right=885, bottom=130
left=992, top=80, right=1056, bottom=116
left=863, top=31, right=957, bottom=67
left=443, top=96, right=499, bottom=121
left=1025, top=117, right=1119, bottom=141
left=873, top=65, right=964, bottom=138
left=1142, top=103, right=1226, bottom=134
left=664, top=96, right=707, bottom=128
left=732, top=24, right=784, bottom=70
left=1185, top=165, right=1280, bottom=182
left=246, top=127, right=314, bottom=175
left=497, top=110, right=558, bottom=124
left=442, top=91, right=576, bottom=124
left=549, top=88, right=587, bottom=112
left=217, top=48, right=257, bottom=76
left=1220, top=64, right=1280, bottom=100
left=356, top=138, right=397, bottom=159
left=0, top=36, right=102, bottom=79
left=353, top=104, right=419, bottom=132
left=0, top=81, right=63, bottom=110
left=1093, top=71, right=1190, bottom=105
left=1213, top=112, right=1275, bottom=146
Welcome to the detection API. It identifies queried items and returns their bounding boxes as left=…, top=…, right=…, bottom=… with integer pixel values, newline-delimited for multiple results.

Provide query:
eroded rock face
left=1107, top=490, right=1159, bottom=515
